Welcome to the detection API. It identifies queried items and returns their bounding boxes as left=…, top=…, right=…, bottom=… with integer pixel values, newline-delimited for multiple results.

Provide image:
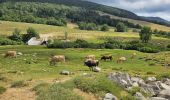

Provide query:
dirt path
left=73, top=89, right=97, bottom=100
left=0, top=88, right=36, bottom=100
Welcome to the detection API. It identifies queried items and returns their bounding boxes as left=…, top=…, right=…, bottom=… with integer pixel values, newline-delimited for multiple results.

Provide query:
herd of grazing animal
left=3, top=50, right=137, bottom=71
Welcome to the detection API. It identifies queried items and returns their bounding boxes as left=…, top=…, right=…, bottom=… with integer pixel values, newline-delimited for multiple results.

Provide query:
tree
left=139, top=26, right=152, bottom=43
left=22, top=27, right=39, bottom=43
left=9, top=28, right=22, bottom=42
left=101, top=24, right=109, bottom=31
left=115, top=22, right=127, bottom=32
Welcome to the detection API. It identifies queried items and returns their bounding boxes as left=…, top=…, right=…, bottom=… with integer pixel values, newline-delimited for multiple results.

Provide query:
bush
left=11, top=80, right=27, bottom=88
left=22, top=27, right=39, bottom=43
left=78, top=22, right=98, bottom=30
left=115, top=22, right=127, bottom=32
left=9, top=28, right=23, bottom=42
left=0, top=37, right=21, bottom=45
left=0, top=86, right=6, bottom=94
left=47, top=40, right=74, bottom=48
left=101, top=24, right=109, bottom=31
left=138, top=47, right=159, bottom=53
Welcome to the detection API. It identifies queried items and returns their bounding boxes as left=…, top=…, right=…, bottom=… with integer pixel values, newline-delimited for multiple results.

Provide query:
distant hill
left=0, top=0, right=170, bottom=28
left=140, top=16, right=170, bottom=25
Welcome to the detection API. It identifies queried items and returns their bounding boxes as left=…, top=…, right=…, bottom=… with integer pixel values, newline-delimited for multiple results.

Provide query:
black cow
left=84, top=59, right=99, bottom=71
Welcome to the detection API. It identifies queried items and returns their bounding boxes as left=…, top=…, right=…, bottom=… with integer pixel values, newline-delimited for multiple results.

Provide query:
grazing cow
left=101, top=55, right=112, bottom=61
left=4, top=51, right=17, bottom=58
left=85, top=55, right=95, bottom=60
left=49, top=55, right=65, bottom=65
left=84, top=59, right=99, bottom=71
left=117, top=57, right=126, bottom=63
left=131, top=53, right=137, bottom=59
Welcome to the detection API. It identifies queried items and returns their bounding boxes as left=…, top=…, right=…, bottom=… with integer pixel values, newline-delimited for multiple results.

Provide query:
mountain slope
left=0, top=0, right=170, bottom=28
left=0, top=0, right=139, bottom=20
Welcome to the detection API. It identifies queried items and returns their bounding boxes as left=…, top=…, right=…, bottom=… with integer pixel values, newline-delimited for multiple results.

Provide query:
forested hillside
left=0, top=0, right=170, bottom=27
left=0, top=2, right=142, bottom=29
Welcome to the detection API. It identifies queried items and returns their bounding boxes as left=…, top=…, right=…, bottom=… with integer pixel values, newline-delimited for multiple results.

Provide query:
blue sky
left=87, top=0, right=170, bottom=21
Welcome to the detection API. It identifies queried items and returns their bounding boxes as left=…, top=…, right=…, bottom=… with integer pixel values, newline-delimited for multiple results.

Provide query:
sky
left=87, top=0, right=170, bottom=21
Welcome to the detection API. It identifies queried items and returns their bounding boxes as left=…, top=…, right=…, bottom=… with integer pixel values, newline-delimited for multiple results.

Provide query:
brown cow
left=117, top=57, right=126, bottom=63
left=4, top=51, right=17, bottom=58
left=85, top=55, right=95, bottom=60
left=101, top=55, right=112, bottom=61
left=49, top=55, right=65, bottom=65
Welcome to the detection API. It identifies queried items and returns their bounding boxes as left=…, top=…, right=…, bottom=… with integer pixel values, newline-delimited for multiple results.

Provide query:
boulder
left=134, top=92, right=146, bottom=100
left=131, top=77, right=142, bottom=83
left=146, top=77, right=157, bottom=83
left=60, top=70, right=70, bottom=75
left=93, top=67, right=101, bottom=72
left=108, top=72, right=132, bottom=88
left=158, top=89, right=170, bottom=99
left=103, top=93, right=118, bottom=100
left=132, top=82, right=139, bottom=87
left=140, top=82, right=161, bottom=96
left=159, top=82, right=170, bottom=90
left=150, top=97, right=168, bottom=100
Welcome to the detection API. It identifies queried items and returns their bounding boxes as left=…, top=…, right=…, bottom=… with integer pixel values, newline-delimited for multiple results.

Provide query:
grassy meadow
left=0, top=20, right=170, bottom=100
left=0, top=45, right=169, bottom=99
left=0, top=20, right=169, bottom=44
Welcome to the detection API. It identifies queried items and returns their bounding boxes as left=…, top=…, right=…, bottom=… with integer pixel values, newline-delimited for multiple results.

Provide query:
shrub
left=78, top=22, right=98, bottom=30
left=0, top=86, right=6, bottom=94
left=115, top=22, right=127, bottom=32
left=0, top=37, right=21, bottom=45
left=22, top=27, right=39, bottom=43
left=101, top=24, right=109, bottom=31
left=33, top=83, right=50, bottom=95
left=47, top=40, right=74, bottom=48
left=11, top=80, right=27, bottom=88
left=9, top=28, right=23, bottom=42
left=138, top=47, right=159, bottom=53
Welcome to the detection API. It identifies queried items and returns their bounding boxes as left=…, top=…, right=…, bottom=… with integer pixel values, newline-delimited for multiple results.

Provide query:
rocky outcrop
left=108, top=72, right=170, bottom=100
left=103, top=93, right=118, bottom=100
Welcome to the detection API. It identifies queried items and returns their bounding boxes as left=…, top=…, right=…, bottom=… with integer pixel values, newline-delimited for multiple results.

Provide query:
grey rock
left=146, top=77, right=157, bottom=83
left=103, top=93, right=118, bottom=100
left=93, top=67, right=101, bottom=72
left=132, top=82, right=139, bottom=87
left=159, top=82, right=170, bottom=90
left=150, top=97, right=168, bottom=100
left=158, top=89, right=170, bottom=99
left=108, top=72, right=132, bottom=88
left=134, top=92, right=146, bottom=100
left=60, top=70, right=70, bottom=75
left=140, top=82, right=161, bottom=96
